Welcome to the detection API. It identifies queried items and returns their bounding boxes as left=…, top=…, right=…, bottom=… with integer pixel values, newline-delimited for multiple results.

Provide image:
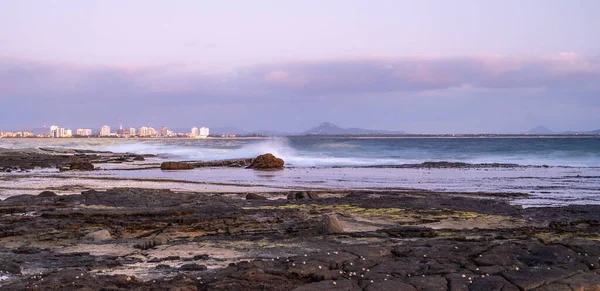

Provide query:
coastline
left=0, top=147, right=599, bottom=290
left=1, top=146, right=599, bottom=207
left=2, top=134, right=600, bottom=140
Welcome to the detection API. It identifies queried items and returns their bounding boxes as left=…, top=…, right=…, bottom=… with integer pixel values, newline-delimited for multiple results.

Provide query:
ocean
left=2, top=136, right=600, bottom=167
left=1, top=137, right=599, bottom=207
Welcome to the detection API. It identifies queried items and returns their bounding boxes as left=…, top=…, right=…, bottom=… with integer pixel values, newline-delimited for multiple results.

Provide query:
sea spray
left=0, top=137, right=599, bottom=167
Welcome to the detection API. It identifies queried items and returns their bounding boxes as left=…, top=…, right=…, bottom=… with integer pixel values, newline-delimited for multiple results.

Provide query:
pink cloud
left=264, top=70, right=290, bottom=82
left=1, top=53, right=599, bottom=99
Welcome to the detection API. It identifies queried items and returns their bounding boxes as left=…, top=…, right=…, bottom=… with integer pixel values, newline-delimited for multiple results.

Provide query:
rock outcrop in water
left=69, top=161, right=95, bottom=171
left=191, top=158, right=254, bottom=168
left=133, top=155, right=145, bottom=161
left=0, top=147, right=154, bottom=172
left=247, top=153, right=284, bottom=170
left=160, top=162, right=194, bottom=170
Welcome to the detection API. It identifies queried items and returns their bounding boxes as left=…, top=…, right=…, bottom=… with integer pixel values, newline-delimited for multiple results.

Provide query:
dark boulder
left=247, top=153, right=284, bottom=170
left=133, top=156, right=145, bottom=161
left=179, top=263, right=208, bottom=271
left=160, top=162, right=194, bottom=170
left=318, top=214, right=344, bottom=234
left=246, top=193, right=267, bottom=200
left=287, top=191, right=319, bottom=200
left=38, top=190, right=58, bottom=197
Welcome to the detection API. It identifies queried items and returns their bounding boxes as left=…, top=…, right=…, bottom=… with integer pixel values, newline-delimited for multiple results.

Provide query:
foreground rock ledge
left=0, top=188, right=599, bottom=290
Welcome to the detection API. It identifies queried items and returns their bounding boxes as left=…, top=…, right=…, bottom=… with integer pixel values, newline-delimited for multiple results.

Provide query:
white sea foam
left=1, top=137, right=599, bottom=167
left=102, top=139, right=405, bottom=167
left=100, top=139, right=598, bottom=167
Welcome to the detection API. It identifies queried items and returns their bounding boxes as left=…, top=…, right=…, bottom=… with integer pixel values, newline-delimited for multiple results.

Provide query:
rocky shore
left=0, top=147, right=152, bottom=173
left=0, top=148, right=599, bottom=290
left=0, top=187, right=599, bottom=290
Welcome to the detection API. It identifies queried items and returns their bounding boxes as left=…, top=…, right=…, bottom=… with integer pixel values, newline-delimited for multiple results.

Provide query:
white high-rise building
left=138, top=126, right=155, bottom=137
left=129, top=128, right=136, bottom=136
left=100, top=125, right=111, bottom=137
left=138, top=127, right=148, bottom=137
left=49, top=126, right=76, bottom=138
left=199, top=127, right=210, bottom=138
left=160, top=126, right=169, bottom=137
left=191, top=127, right=199, bottom=137
left=50, top=125, right=59, bottom=138
left=76, top=129, right=92, bottom=136
left=148, top=127, right=157, bottom=137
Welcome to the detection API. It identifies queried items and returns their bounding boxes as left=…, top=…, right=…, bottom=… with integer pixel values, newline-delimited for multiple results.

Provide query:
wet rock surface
left=247, top=153, right=285, bottom=170
left=0, top=188, right=599, bottom=290
left=287, top=191, right=319, bottom=200
left=68, top=161, right=95, bottom=171
left=191, top=158, right=254, bottom=168
left=38, top=191, right=57, bottom=197
left=0, top=147, right=153, bottom=172
left=160, top=162, right=194, bottom=170
left=246, top=193, right=268, bottom=200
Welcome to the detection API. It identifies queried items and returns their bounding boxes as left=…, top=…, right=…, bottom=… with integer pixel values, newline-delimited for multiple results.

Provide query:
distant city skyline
left=1, top=121, right=598, bottom=137
left=20, top=124, right=212, bottom=138
left=1, top=1, right=599, bottom=133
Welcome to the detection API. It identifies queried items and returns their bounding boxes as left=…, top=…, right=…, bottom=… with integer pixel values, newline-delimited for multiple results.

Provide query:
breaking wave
left=1, top=137, right=599, bottom=167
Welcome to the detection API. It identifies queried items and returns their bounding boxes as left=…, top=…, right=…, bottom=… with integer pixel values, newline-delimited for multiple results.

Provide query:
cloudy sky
left=1, top=0, right=599, bottom=133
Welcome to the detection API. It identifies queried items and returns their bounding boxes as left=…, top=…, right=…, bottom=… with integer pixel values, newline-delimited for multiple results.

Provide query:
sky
left=1, top=0, right=599, bottom=133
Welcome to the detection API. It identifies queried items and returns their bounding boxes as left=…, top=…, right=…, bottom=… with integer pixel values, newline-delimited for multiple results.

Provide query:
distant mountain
left=561, top=129, right=600, bottom=135
left=586, top=129, right=600, bottom=134
left=524, top=126, right=600, bottom=135
left=526, top=126, right=554, bottom=135
left=303, top=122, right=406, bottom=135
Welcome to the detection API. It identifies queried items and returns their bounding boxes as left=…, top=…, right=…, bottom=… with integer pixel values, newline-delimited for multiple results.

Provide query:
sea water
left=1, top=137, right=599, bottom=207
left=2, top=136, right=599, bottom=167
